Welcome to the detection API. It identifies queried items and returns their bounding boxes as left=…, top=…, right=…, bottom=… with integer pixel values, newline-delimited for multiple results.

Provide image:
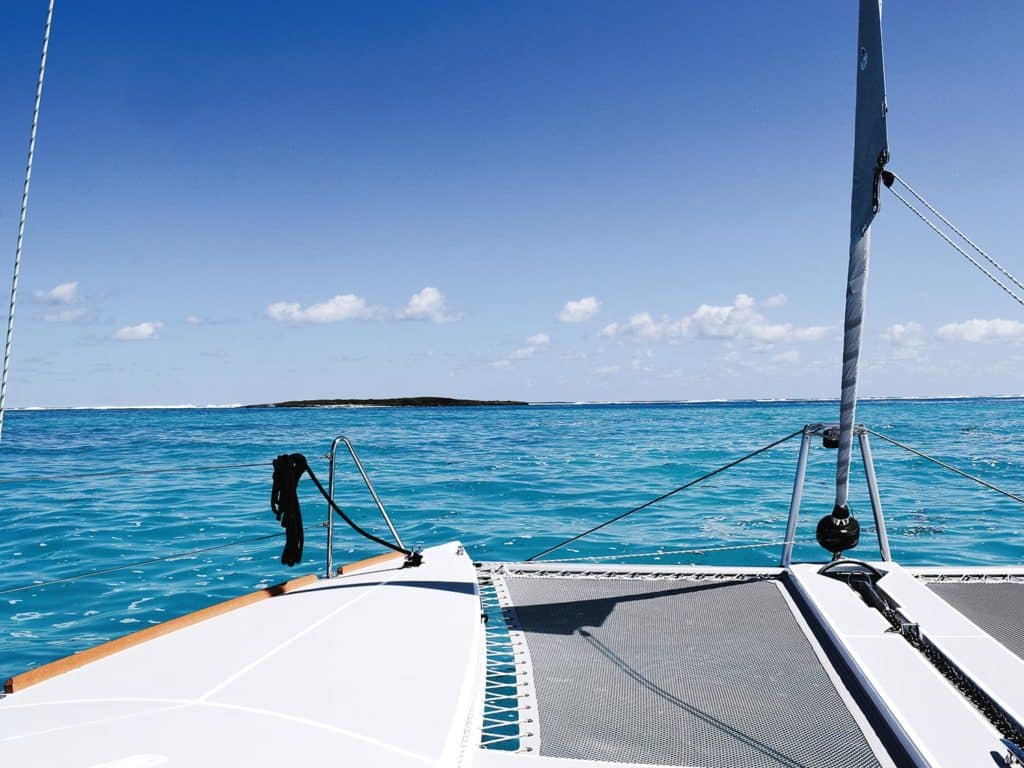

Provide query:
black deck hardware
left=823, top=561, right=1024, bottom=748
left=816, top=505, right=861, bottom=558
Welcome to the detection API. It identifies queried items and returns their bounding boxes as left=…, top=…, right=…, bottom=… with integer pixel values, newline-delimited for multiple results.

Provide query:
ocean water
left=2, top=399, right=1024, bottom=680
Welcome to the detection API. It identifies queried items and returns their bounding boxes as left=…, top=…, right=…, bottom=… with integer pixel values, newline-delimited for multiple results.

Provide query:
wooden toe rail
left=336, top=550, right=405, bottom=576
left=3, top=573, right=318, bottom=694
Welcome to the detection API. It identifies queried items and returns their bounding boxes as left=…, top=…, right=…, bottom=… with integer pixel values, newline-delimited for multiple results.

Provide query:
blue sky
left=1, top=1, right=1022, bottom=407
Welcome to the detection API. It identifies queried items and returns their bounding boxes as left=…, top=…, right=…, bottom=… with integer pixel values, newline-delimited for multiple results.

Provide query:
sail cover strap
left=835, top=0, right=889, bottom=512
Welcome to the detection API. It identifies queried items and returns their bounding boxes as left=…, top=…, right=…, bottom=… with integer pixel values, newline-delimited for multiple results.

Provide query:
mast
left=834, top=0, right=889, bottom=518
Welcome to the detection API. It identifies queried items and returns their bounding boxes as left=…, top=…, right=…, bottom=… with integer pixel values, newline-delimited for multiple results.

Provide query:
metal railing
left=324, top=436, right=405, bottom=578
left=781, top=423, right=892, bottom=567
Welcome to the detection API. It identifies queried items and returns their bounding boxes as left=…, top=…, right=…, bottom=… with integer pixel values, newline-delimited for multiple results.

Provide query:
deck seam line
left=197, top=572, right=401, bottom=701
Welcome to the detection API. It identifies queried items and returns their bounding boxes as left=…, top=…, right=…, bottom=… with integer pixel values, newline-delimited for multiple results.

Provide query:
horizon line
left=8, top=393, right=1024, bottom=412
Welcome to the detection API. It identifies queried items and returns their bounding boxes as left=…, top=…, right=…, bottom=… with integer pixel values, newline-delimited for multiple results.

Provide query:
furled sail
left=834, top=0, right=889, bottom=515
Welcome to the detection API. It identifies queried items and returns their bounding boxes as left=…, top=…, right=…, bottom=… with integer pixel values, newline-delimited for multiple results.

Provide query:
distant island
left=250, top=397, right=529, bottom=408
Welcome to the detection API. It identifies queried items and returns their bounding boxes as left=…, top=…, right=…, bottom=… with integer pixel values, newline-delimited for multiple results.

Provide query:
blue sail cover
left=835, top=0, right=889, bottom=510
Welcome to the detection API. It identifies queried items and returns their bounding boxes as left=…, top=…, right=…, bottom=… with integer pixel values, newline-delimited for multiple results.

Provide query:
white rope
left=547, top=540, right=795, bottom=563
left=886, top=180, right=1024, bottom=309
left=889, top=171, right=1024, bottom=294
left=0, top=0, right=55, bottom=446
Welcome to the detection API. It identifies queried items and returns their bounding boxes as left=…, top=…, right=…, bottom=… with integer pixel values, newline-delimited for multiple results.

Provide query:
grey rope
left=0, top=0, right=55, bottom=446
left=527, top=427, right=804, bottom=561
left=885, top=177, right=1024, bottom=308
left=0, top=528, right=304, bottom=596
left=888, top=171, right=1024, bottom=294
left=0, top=460, right=268, bottom=484
left=866, top=427, right=1024, bottom=505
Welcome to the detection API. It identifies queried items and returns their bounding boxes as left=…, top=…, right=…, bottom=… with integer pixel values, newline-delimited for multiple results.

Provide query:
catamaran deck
left=0, top=542, right=484, bottom=767
left=7, top=544, right=1024, bottom=767
left=478, top=564, right=894, bottom=768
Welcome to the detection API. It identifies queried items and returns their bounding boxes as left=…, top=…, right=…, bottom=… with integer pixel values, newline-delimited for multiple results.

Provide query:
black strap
left=271, top=454, right=306, bottom=567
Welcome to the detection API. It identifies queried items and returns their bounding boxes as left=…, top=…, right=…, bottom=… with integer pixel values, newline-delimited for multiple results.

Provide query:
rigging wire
left=883, top=174, right=1024, bottom=308
left=0, top=0, right=55, bottom=446
left=0, top=460, right=269, bottom=485
left=526, top=427, right=804, bottom=562
left=0, top=528, right=300, bottom=596
left=886, top=171, right=1024, bottom=294
left=866, top=428, right=1024, bottom=505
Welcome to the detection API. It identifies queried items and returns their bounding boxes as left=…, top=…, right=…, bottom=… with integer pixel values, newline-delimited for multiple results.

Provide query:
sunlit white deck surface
left=0, top=541, right=483, bottom=767
left=791, top=562, right=1024, bottom=768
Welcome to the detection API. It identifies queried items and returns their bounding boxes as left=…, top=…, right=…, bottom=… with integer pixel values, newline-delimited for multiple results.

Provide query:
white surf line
left=197, top=571, right=401, bottom=702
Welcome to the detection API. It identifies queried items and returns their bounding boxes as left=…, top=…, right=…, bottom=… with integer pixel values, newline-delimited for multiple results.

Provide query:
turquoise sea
left=2, top=399, right=1024, bottom=680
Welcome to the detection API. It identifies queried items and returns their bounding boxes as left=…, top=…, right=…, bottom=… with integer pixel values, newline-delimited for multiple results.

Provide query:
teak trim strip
left=3, top=573, right=318, bottom=694
left=337, top=550, right=405, bottom=576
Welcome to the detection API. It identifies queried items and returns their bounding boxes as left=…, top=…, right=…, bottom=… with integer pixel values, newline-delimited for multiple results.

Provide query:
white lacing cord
left=884, top=171, right=1024, bottom=308
left=0, top=0, right=55, bottom=446
left=547, top=539, right=795, bottom=563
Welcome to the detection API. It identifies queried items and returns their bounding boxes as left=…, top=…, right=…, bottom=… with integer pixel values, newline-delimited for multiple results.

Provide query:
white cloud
left=115, top=321, right=163, bottom=341
left=493, top=331, right=552, bottom=369
left=267, top=286, right=458, bottom=324
left=44, top=307, right=87, bottom=323
left=882, top=321, right=923, bottom=347
left=397, top=287, right=459, bottom=323
left=37, top=281, right=86, bottom=322
left=793, top=326, right=830, bottom=342
left=593, top=365, right=620, bottom=376
left=600, top=294, right=828, bottom=345
left=558, top=296, right=600, bottom=323
left=266, top=294, right=381, bottom=323
left=937, top=318, right=1024, bottom=343
left=185, top=315, right=204, bottom=325
left=35, top=281, right=78, bottom=305
left=763, top=293, right=788, bottom=308
left=600, top=312, right=682, bottom=340
left=773, top=350, right=800, bottom=364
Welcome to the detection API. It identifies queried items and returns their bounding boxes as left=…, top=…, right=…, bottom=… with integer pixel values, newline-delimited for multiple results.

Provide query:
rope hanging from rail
left=882, top=170, right=1024, bottom=308
left=271, top=453, right=417, bottom=564
left=0, top=0, right=55, bottom=447
left=527, top=428, right=805, bottom=562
